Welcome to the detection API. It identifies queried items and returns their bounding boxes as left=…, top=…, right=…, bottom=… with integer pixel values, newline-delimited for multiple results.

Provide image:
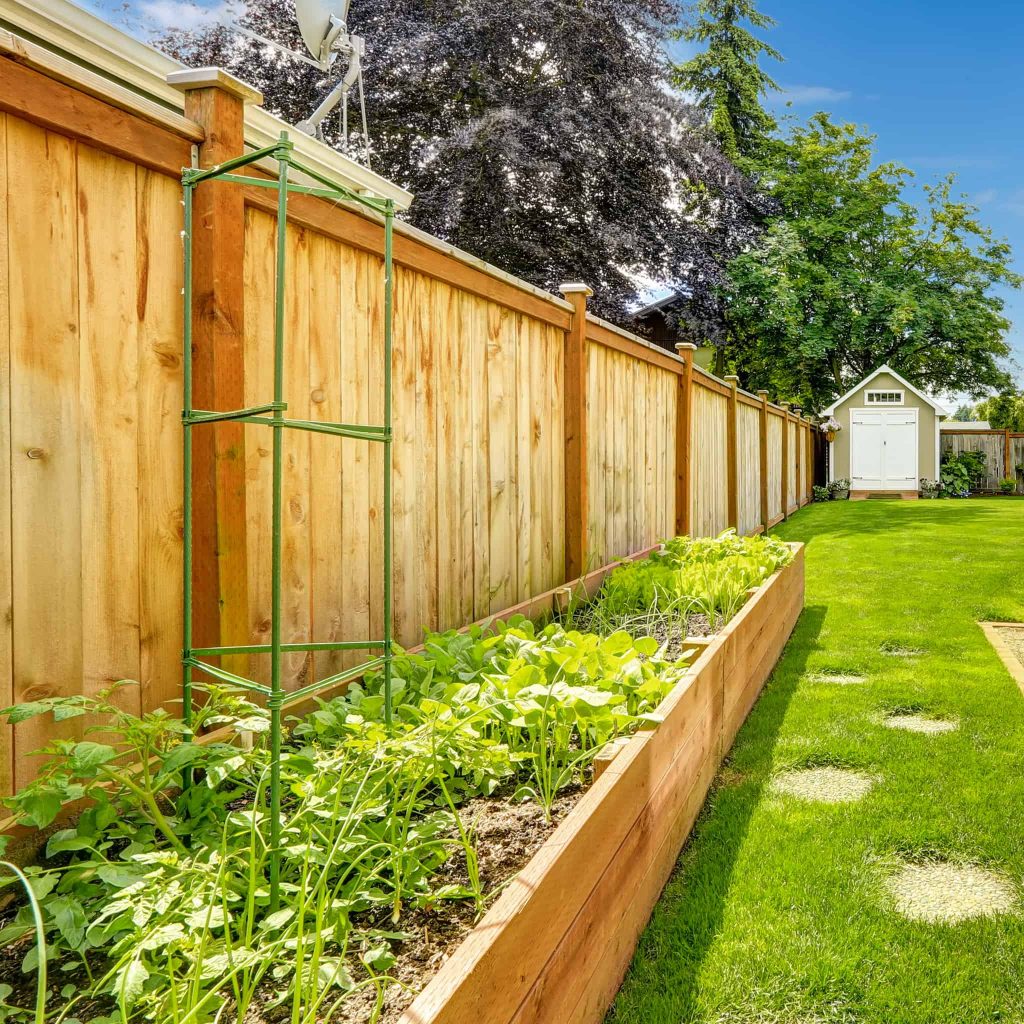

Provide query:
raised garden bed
left=399, top=543, right=804, bottom=1024
left=0, top=539, right=803, bottom=1022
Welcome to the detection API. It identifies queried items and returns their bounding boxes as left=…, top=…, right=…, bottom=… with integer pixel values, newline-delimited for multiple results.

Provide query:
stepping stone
left=884, top=714, right=957, bottom=735
left=887, top=862, right=1016, bottom=923
left=770, top=767, right=874, bottom=804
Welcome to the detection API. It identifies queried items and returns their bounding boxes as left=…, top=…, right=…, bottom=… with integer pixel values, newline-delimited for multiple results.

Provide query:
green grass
left=608, top=499, right=1024, bottom=1024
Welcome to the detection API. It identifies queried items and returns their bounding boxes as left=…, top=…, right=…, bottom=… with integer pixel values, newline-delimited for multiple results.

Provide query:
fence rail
left=941, top=429, right=1024, bottom=493
left=0, top=34, right=813, bottom=795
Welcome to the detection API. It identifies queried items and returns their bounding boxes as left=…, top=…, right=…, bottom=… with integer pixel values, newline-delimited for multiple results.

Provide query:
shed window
left=865, top=390, right=904, bottom=405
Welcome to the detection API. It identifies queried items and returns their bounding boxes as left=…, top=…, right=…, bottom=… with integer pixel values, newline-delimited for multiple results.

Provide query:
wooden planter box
left=400, top=543, right=805, bottom=1024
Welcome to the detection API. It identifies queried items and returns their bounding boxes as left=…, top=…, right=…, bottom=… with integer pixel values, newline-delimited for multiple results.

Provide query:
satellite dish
left=295, top=0, right=351, bottom=66
left=233, top=0, right=370, bottom=159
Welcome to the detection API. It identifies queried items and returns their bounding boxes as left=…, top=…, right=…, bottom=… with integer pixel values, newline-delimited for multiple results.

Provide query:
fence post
left=1005, top=428, right=1013, bottom=480
left=792, top=407, right=803, bottom=507
left=675, top=343, right=696, bottom=538
left=168, top=68, right=262, bottom=671
left=779, top=402, right=790, bottom=520
left=757, top=390, right=770, bottom=532
left=559, top=283, right=592, bottom=581
left=725, top=375, right=739, bottom=531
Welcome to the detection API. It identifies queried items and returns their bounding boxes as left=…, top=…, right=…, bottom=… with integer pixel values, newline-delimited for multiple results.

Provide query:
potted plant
left=819, top=416, right=841, bottom=443
left=999, top=476, right=1017, bottom=495
left=919, top=478, right=941, bottom=499
left=828, top=478, right=850, bottom=500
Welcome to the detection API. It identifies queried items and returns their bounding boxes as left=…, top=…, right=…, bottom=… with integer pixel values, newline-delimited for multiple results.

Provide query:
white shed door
left=850, top=408, right=918, bottom=490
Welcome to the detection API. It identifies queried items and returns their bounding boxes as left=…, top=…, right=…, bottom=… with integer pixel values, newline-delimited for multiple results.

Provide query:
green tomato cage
left=181, top=132, right=395, bottom=908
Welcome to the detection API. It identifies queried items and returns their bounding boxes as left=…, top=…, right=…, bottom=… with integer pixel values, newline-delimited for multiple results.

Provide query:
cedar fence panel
left=690, top=376, right=730, bottom=539
left=0, top=47, right=816, bottom=794
left=736, top=401, right=762, bottom=536
left=940, top=430, right=1016, bottom=491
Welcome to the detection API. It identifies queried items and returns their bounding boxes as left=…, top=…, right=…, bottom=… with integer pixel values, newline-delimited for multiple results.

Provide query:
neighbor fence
left=941, top=429, right=1024, bottom=492
left=0, top=18, right=813, bottom=795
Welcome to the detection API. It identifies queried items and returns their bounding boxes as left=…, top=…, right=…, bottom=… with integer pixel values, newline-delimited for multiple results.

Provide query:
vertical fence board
left=78, top=147, right=142, bottom=716
left=8, top=121, right=83, bottom=787
left=0, top=115, right=11, bottom=796
left=307, top=233, right=344, bottom=679
left=136, top=168, right=184, bottom=717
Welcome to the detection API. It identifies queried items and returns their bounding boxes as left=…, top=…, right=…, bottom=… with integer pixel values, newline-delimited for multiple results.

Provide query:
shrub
left=999, top=476, right=1017, bottom=495
left=812, top=485, right=830, bottom=502
left=941, top=449, right=987, bottom=496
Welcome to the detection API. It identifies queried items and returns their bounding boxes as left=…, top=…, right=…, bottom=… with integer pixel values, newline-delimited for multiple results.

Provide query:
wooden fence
left=941, top=429, right=1024, bottom=492
left=0, top=24, right=813, bottom=795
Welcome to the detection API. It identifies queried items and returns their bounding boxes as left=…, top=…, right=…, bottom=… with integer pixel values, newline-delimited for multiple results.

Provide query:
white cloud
left=139, top=0, right=234, bottom=30
left=778, top=84, right=853, bottom=105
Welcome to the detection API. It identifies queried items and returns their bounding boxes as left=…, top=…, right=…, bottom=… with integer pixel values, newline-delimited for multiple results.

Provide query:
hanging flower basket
left=820, top=416, right=841, bottom=444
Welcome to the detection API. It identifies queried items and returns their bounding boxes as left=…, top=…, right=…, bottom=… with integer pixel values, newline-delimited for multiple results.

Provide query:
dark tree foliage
left=674, top=0, right=782, bottom=163
left=157, top=0, right=762, bottom=323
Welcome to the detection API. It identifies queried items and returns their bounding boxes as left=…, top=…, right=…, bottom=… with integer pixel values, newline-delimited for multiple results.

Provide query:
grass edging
left=399, top=543, right=805, bottom=1024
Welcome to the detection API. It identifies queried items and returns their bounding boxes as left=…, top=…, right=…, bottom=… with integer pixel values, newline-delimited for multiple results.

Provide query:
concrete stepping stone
left=770, top=767, right=874, bottom=804
left=887, top=862, right=1016, bottom=923
left=884, top=714, right=957, bottom=735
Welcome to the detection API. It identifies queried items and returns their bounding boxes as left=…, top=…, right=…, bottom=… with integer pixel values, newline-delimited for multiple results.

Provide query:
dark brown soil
left=330, top=790, right=579, bottom=1024
left=649, top=612, right=713, bottom=662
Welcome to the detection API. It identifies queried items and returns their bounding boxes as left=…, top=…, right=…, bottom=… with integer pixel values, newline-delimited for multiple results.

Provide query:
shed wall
left=830, top=372, right=938, bottom=484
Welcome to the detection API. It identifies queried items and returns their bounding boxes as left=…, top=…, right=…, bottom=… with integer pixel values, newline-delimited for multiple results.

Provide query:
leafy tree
left=975, top=392, right=1024, bottom=431
left=951, top=403, right=977, bottom=421
left=723, top=114, right=1020, bottom=408
left=673, top=0, right=782, bottom=162
left=158, top=0, right=760, bottom=323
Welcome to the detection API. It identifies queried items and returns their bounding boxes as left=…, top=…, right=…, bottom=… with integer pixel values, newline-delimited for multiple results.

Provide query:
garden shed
left=821, top=365, right=947, bottom=498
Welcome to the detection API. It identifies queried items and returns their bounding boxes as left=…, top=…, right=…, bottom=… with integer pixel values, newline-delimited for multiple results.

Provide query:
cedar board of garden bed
left=399, top=542, right=805, bottom=1024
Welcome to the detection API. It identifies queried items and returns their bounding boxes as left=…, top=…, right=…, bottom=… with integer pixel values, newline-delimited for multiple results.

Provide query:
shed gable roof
left=821, top=365, right=949, bottom=416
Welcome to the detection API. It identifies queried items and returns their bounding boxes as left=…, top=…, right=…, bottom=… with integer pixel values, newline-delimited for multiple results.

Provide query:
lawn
left=608, top=498, right=1024, bottom=1024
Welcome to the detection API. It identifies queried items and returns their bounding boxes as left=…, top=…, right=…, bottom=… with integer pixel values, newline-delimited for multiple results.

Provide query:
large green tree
left=673, top=0, right=782, bottom=162
left=723, top=114, right=1020, bottom=408
left=975, top=392, right=1024, bottom=431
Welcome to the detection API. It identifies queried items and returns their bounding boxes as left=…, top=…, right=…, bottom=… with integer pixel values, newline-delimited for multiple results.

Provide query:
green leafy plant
left=999, top=476, right=1017, bottom=495
left=828, top=478, right=850, bottom=498
left=812, top=485, right=830, bottom=502
left=941, top=449, right=987, bottom=497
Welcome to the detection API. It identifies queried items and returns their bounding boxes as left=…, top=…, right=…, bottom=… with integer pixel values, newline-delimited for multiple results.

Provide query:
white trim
left=849, top=406, right=919, bottom=490
left=821, top=364, right=949, bottom=416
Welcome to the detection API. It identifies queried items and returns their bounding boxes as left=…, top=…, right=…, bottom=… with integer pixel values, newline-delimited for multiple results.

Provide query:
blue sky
left=675, top=0, right=1024, bottom=390
left=95, top=0, right=1024, bottom=391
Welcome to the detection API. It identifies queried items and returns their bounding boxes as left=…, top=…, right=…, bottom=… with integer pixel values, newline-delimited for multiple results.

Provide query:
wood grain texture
left=0, top=115, right=11, bottom=796
left=691, top=382, right=729, bottom=538
left=0, top=58, right=193, bottom=177
left=7, top=119, right=83, bottom=786
left=136, top=167, right=184, bottom=716
left=737, top=403, right=761, bottom=536
left=77, top=146, right=141, bottom=716
left=586, top=344, right=676, bottom=566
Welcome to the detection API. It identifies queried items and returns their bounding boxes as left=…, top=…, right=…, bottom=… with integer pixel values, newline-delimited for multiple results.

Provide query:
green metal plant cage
left=181, top=131, right=395, bottom=908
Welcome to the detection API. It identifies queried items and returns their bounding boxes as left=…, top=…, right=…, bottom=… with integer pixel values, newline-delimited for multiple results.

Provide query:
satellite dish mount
left=238, top=0, right=370, bottom=159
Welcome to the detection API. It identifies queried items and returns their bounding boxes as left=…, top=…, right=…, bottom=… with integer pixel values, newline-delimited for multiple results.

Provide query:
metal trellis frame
left=181, top=131, right=394, bottom=908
